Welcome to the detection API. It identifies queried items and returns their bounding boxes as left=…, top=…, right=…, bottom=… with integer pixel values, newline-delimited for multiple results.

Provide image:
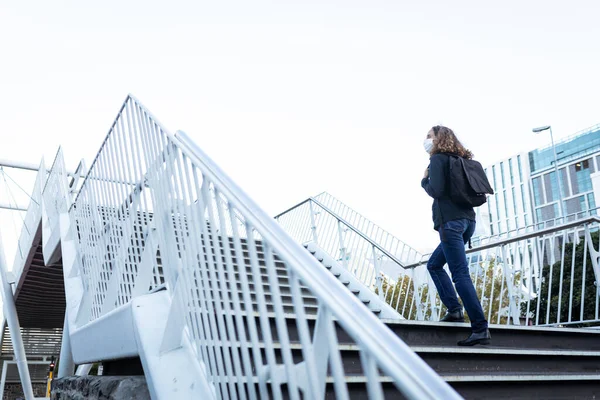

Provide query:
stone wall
left=4, top=382, right=48, bottom=400
left=51, top=376, right=149, bottom=400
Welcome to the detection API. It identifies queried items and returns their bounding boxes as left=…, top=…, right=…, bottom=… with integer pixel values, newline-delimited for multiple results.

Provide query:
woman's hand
left=423, top=167, right=429, bottom=179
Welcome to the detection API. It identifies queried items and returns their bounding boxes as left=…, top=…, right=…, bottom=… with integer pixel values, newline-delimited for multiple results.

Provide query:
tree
left=522, top=231, right=600, bottom=326
left=378, top=258, right=522, bottom=324
left=378, top=273, right=433, bottom=320
left=471, top=258, right=521, bottom=325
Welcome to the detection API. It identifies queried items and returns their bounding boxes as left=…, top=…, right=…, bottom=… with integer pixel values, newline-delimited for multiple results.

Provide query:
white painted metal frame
left=276, top=196, right=439, bottom=320
left=0, top=360, right=49, bottom=400
left=49, top=95, right=461, bottom=399
left=407, top=217, right=600, bottom=326
left=0, top=162, right=48, bottom=400
left=0, top=231, right=34, bottom=400
left=11, top=161, right=45, bottom=285
left=279, top=195, right=600, bottom=327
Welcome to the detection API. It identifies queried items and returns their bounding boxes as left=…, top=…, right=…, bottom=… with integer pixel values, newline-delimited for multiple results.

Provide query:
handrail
left=474, top=207, right=600, bottom=243
left=174, top=130, right=459, bottom=399
left=276, top=196, right=415, bottom=269
left=276, top=193, right=435, bottom=320
left=310, top=197, right=408, bottom=268
left=63, top=95, right=460, bottom=399
left=274, top=198, right=311, bottom=219
left=405, top=216, right=600, bottom=269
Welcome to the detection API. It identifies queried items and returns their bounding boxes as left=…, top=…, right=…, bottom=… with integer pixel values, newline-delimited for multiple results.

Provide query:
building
left=477, top=123, right=600, bottom=238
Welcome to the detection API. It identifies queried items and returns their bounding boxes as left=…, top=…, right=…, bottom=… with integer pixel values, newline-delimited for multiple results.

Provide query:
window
left=509, top=160, right=515, bottom=186
left=589, top=193, right=597, bottom=216
left=532, top=177, right=544, bottom=206
left=517, top=155, right=523, bottom=181
left=544, top=171, right=559, bottom=203
left=536, top=204, right=558, bottom=224
left=570, top=159, right=593, bottom=194
left=492, top=165, right=498, bottom=189
left=495, top=194, right=501, bottom=220
left=500, top=162, right=506, bottom=187
left=565, top=195, right=586, bottom=221
left=560, top=167, right=569, bottom=197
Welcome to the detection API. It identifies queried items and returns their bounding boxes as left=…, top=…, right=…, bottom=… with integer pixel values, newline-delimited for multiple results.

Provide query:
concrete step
left=224, top=372, right=600, bottom=399
left=322, top=376, right=600, bottom=400
left=382, top=319, right=600, bottom=351
left=217, top=340, right=600, bottom=377
left=217, top=312, right=600, bottom=398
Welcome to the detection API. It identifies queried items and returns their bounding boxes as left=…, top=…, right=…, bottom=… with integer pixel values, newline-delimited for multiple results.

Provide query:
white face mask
left=423, top=138, right=434, bottom=154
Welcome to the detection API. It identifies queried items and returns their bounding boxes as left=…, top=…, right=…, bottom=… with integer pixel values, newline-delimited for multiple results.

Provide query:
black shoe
left=457, top=329, right=491, bottom=346
left=440, top=310, right=464, bottom=322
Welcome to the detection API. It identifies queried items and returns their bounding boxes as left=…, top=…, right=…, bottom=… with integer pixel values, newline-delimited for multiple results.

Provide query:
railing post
left=372, top=245, right=384, bottom=300
left=412, top=269, right=424, bottom=320
left=500, top=244, right=521, bottom=325
left=309, top=200, right=319, bottom=245
left=0, top=233, right=34, bottom=400
left=58, top=314, right=75, bottom=377
left=337, top=220, right=348, bottom=268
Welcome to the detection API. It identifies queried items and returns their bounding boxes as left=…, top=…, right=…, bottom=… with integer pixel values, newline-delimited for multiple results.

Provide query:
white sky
left=1, top=0, right=600, bottom=262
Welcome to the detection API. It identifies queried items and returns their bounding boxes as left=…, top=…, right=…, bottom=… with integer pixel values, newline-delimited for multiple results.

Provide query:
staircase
left=275, top=199, right=600, bottom=399
left=300, top=233, right=600, bottom=399
left=5, top=94, right=600, bottom=400
left=241, top=315, right=600, bottom=399
left=383, top=321, right=600, bottom=399
left=44, top=95, right=457, bottom=399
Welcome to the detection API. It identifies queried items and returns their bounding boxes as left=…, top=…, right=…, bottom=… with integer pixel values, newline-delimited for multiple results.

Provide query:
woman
left=421, top=125, right=490, bottom=346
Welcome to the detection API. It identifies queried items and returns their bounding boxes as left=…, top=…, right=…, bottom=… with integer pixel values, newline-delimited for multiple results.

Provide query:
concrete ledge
left=51, top=376, right=149, bottom=400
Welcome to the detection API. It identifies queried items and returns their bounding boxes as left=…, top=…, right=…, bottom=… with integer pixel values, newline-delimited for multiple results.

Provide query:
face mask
left=423, top=138, right=433, bottom=154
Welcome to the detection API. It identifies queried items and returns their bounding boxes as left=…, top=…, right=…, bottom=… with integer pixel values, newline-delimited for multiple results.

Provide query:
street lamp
left=532, top=125, right=565, bottom=221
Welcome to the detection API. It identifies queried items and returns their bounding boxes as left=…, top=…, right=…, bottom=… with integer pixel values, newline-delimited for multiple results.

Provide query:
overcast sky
left=1, top=0, right=600, bottom=263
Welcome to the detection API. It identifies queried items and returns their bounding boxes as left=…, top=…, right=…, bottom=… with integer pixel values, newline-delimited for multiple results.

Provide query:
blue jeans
left=427, top=219, right=488, bottom=333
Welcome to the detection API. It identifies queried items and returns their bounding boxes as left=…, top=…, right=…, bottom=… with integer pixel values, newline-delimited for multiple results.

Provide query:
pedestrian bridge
left=1, top=95, right=600, bottom=400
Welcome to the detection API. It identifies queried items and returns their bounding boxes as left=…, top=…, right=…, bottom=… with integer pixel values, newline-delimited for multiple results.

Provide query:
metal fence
left=11, top=162, right=45, bottom=281
left=462, top=217, right=600, bottom=327
left=61, top=95, right=460, bottom=399
left=277, top=195, right=600, bottom=327
left=276, top=196, right=441, bottom=321
left=311, top=193, right=422, bottom=265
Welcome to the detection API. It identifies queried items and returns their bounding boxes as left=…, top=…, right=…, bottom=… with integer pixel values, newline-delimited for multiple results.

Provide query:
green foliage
left=471, top=258, right=521, bottom=325
left=522, top=231, right=599, bottom=326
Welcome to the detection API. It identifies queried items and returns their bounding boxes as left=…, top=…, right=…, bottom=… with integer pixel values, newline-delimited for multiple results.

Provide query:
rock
left=51, top=376, right=150, bottom=400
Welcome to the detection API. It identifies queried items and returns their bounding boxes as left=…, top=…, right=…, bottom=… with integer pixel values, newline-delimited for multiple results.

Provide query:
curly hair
left=430, top=125, right=473, bottom=159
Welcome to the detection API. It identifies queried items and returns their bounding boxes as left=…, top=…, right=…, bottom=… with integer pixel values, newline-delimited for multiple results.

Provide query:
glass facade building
left=476, top=124, right=600, bottom=238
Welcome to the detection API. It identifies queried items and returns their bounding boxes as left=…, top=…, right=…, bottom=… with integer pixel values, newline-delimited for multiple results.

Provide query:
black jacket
left=421, top=153, right=476, bottom=231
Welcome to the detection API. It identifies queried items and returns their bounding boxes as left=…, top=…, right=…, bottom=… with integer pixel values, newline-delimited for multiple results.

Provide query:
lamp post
left=532, top=125, right=565, bottom=221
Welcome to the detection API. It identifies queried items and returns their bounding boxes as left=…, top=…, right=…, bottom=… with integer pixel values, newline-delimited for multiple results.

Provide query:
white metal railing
left=470, top=206, right=600, bottom=247
left=62, top=95, right=460, bottom=399
left=279, top=195, right=600, bottom=327
left=312, top=193, right=422, bottom=264
left=472, top=217, right=600, bottom=326
left=401, top=217, right=600, bottom=326
left=11, top=161, right=46, bottom=283
left=41, top=148, right=70, bottom=267
left=276, top=195, right=437, bottom=320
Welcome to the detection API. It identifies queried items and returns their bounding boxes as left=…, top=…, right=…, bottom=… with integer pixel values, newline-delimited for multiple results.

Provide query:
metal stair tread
left=410, top=346, right=600, bottom=357
left=381, top=319, right=600, bottom=335
left=441, top=373, right=600, bottom=382
left=324, top=373, right=600, bottom=384
left=237, top=342, right=600, bottom=357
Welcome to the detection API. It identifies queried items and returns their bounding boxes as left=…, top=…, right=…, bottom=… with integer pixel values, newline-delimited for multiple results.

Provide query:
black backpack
left=448, top=155, right=494, bottom=207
